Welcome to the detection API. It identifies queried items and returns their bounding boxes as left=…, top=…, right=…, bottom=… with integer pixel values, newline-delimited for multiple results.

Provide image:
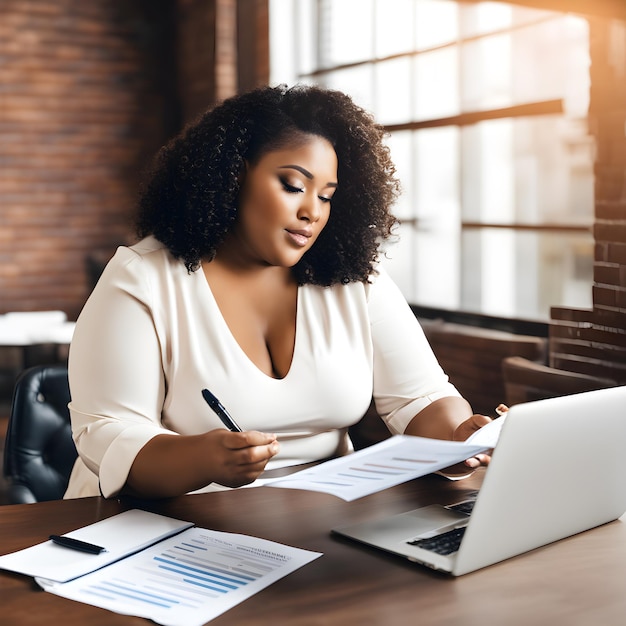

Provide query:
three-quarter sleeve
left=367, top=268, right=461, bottom=434
left=67, top=246, right=176, bottom=498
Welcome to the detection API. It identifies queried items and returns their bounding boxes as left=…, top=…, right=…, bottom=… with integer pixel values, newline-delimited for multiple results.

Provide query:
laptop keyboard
left=406, top=495, right=478, bottom=555
left=446, top=499, right=476, bottom=515
left=408, top=526, right=467, bottom=555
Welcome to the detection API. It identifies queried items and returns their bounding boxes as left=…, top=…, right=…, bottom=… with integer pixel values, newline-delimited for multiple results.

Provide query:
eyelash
left=281, top=179, right=332, bottom=203
left=281, top=180, right=303, bottom=194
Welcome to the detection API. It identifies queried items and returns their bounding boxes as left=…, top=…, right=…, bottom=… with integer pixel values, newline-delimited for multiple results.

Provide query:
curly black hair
left=136, top=84, right=401, bottom=285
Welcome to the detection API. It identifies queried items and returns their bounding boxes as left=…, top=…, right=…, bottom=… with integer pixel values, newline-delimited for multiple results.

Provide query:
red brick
left=0, top=0, right=176, bottom=319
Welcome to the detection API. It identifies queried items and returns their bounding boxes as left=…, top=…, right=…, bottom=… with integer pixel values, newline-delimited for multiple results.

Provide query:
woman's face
left=229, top=135, right=338, bottom=269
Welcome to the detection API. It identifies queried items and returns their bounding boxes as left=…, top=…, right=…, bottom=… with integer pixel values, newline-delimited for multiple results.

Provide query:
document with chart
left=266, top=418, right=504, bottom=501
left=36, top=526, right=321, bottom=626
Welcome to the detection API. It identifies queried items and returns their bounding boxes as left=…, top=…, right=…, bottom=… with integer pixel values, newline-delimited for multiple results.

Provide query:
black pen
left=202, top=388, right=243, bottom=432
left=49, top=534, right=107, bottom=555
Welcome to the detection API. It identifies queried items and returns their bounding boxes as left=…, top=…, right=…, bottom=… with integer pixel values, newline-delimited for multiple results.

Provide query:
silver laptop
left=332, top=386, right=626, bottom=576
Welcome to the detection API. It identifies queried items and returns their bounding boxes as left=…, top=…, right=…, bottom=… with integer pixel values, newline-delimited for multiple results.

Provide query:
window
left=270, top=0, right=594, bottom=321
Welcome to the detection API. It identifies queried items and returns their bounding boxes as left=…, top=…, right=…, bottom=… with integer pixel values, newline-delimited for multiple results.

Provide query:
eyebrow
left=279, top=164, right=338, bottom=188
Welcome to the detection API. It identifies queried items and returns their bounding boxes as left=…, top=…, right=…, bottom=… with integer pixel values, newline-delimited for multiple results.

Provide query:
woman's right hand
left=205, top=429, right=280, bottom=488
left=126, top=429, right=280, bottom=498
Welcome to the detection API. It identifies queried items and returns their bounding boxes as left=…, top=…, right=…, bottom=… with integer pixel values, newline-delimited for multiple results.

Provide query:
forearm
left=125, top=434, right=217, bottom=499
left=124, top=429, right=279, bottom=499
left=403, top=396, right=474, bottom=440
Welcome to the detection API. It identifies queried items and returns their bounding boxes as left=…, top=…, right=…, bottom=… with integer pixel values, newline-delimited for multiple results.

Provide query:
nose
left=297, top=192, right=322, bottom=223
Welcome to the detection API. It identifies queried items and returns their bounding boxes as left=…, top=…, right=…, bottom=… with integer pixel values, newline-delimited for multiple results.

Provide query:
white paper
left=38, top=527, right=322, bottom=626
left=265, top=432, right=500, bottom=501
left=465, top=413, right=506, bottom=447
left=0, top=509, right=193, bottom=583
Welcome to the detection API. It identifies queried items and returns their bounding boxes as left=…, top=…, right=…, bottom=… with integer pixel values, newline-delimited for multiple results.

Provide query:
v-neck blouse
left=65, top=236, right=460, bottom=498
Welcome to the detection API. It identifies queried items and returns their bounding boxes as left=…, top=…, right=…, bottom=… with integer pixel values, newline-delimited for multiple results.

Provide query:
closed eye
left=281, top=179, right=304, bottom=194
left=281, top=177, right=334, bottom=203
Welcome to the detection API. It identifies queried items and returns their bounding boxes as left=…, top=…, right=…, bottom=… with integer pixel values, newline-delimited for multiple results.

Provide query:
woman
left=65, top=84, right=491, bottom=500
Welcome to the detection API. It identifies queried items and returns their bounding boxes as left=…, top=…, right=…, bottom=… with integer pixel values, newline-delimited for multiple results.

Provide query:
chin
left=277, top=251, right=308, bottom=268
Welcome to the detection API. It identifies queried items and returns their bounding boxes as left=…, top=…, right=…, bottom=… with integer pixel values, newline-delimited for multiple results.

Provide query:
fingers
left=465, top=453, right=491, bottom=469
left=470, top=413, right=493, bottom=429
left=453, top=413, right=492, bottom=441
left=220, top=431, right=280, bottom=463
left=222, top=430, right=278, bottom=451
left=460, top=407, right=506, bottom=468
left=453, top=415, right=494, bottom=469
left=208, top=430, right=280, bottom=488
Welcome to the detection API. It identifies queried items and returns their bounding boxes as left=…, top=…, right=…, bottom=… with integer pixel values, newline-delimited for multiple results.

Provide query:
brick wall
left=549, top=17, right=626, bottom=382
left=0, top=0, right=177, bottom=319
left=0, top=0, right=268, bottom=321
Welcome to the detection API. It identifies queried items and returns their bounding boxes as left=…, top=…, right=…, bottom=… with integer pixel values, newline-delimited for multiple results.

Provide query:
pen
left=49, top=535, right=107, bottom=554
left=202, top=388, right=243, bottom=432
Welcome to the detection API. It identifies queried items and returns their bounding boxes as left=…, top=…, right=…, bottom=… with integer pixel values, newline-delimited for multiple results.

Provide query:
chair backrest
left=3, top=364, right=77, bottom=503
left=502, top=355, right=617, bottom=407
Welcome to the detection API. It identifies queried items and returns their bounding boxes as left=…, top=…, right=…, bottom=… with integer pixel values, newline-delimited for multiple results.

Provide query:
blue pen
left=202, top=388, right=243, bottom=432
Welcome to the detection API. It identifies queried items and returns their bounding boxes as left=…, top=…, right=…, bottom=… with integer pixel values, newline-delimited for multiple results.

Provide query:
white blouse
left=65, top=236, right=460, bottom=498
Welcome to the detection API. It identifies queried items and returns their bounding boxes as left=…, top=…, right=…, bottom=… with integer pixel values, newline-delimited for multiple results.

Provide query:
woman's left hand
left=453, top=413, right=493, bottom=470
left=459, top=404, right=509, bottom=468
left=404, top=397, right=508, bottom=475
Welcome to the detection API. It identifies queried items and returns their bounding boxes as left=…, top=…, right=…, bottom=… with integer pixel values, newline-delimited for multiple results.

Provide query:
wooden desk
left=2, top=471, right=626, bottom=625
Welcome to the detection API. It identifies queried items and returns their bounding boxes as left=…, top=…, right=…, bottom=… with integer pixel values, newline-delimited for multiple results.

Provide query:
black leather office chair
left=3, top=364, right=77, bottom=503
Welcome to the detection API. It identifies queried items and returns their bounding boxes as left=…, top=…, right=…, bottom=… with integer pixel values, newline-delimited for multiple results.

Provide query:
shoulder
left=363, top=263, right=403, bottom=300
left=107, top=236, right=184, bottom=276
left=302, top=264, right=401, bottom=308
left=303, top=264, right=401, bottom=299
left=98, top=237, right=190, bottom=299
left=115, top=236, right=168, bottom=265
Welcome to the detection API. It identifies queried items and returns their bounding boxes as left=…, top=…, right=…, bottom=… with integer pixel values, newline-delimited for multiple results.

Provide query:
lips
left=285, top=228, right=312, bottom=247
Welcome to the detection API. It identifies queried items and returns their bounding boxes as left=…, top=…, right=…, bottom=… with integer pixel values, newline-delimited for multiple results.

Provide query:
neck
left=207, top=233, right=294, bottom=283
left=204, top=252, right=294, bottom=289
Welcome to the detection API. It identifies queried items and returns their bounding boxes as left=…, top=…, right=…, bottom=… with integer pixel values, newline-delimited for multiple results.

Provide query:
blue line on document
left=86, top=583, right=175, bottom=608
left=156, top=564, right=238, bottom=590
left=154, top=556, right=248, bottom=586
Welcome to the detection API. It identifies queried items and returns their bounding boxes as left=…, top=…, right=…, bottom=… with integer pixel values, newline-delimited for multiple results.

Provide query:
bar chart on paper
left=39, top=527, right=322, bottom=626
